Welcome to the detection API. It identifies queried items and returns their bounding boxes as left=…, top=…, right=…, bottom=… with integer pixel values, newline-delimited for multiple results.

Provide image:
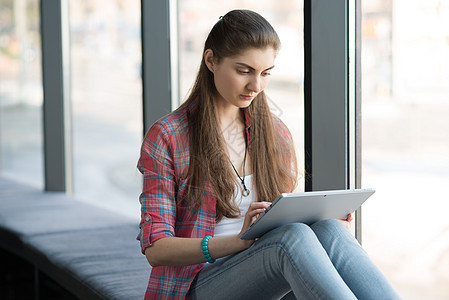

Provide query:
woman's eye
left=237, top=70, right=250, bottom=74
left=262, top=72, right=271, bottom=76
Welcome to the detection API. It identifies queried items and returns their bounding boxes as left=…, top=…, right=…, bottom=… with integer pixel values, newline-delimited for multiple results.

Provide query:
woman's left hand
left=338, top=213, right=353, bottom=230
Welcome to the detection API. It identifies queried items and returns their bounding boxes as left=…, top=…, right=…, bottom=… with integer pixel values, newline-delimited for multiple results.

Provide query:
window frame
left=41, top=0, right=72, bottom=193
left=304, top=0, right=362, bottom=242
left=39, top=0, right=361, bottom=239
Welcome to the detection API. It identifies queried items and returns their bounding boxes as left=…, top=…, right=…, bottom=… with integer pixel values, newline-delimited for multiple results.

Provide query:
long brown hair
left=176, top=9, right=298, bottom=221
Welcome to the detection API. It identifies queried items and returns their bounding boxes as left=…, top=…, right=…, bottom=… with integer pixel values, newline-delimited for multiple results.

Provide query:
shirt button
left=145, top=216, right=150, bottom=221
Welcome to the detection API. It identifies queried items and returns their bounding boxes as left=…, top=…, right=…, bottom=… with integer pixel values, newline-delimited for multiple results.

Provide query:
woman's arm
left=145, top=201, right=271, bottom=267
left=145, top=235, right=247, bottom=267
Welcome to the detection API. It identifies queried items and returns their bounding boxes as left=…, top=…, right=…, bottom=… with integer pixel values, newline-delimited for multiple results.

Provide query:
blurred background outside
left=361, top=0, right=449, bottom=299
left=0, top=0, right=304, bottom=217
left=0, top=0, right=448, bottom=298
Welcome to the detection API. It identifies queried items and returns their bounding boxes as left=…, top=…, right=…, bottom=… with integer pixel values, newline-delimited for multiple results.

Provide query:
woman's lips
left=240, top=95, right=255, bottom=100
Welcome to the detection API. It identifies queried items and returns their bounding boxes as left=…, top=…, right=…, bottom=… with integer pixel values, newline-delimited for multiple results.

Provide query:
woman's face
left=205, top=47, right=276, bottom=109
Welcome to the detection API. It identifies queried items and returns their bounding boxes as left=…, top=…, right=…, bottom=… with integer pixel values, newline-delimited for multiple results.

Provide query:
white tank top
left=214, top=175, right=255, bottom=237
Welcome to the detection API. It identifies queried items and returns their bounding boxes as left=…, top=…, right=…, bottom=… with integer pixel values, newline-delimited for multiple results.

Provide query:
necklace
left=230, top=144, right=250, bottom=197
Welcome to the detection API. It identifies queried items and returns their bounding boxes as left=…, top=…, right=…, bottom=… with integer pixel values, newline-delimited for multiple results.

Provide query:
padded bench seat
left=0, top=175, right=149, bottom=299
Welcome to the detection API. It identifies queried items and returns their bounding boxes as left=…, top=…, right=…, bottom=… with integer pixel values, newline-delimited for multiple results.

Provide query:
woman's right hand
left=238, top=201, right=272, bottom=245
left=146, top=202, right=273, bottom=267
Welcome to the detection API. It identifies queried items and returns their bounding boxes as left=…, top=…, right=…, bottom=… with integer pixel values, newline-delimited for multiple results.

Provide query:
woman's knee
left=258, top=223, right=319, bottom=254
left=310, top=219, right=347, bottom=237
left=279, top=222, right=315, bottom=240
left=310, top=219, right=359, bottom=253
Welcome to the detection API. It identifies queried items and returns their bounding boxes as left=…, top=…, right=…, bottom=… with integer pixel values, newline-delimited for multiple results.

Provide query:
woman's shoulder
left=146, top=105, right=190, bottom=139
left=270, top=113, right=292, bottom=140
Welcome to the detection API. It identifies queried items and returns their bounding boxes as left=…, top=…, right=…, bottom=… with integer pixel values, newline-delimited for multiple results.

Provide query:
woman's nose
left=247, top=75, right=262, bottom=93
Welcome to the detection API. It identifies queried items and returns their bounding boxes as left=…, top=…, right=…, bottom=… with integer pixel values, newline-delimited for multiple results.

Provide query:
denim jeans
left=187, top=219, right=401, bottom=300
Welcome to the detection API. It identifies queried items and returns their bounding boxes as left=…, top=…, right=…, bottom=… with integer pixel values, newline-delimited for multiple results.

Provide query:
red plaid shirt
left=137, top=103, right=293, bottom=299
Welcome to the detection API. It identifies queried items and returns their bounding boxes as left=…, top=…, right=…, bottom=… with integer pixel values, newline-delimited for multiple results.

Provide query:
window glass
left=69, top=0, right=142, bottom=218
left=362, top=0, right=449, bottom=298
left=0, top=0, right=43, bottom=187
left=177, top=0, right=304, bottom=190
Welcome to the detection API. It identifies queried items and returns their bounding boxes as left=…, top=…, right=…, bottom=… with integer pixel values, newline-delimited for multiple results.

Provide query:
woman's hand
left=338, top=212, right=353, bottom=230
left=237, top=201, right=272, bottom=246
left=145, top=202, right=272, bottom=267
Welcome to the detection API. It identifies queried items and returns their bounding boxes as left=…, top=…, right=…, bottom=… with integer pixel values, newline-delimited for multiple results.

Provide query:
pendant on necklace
left=242, top=188, right=250, bottom=197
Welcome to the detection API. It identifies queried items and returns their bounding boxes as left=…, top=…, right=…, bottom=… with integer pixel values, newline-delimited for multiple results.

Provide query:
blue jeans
left=187, top=219, right=401, bottom=300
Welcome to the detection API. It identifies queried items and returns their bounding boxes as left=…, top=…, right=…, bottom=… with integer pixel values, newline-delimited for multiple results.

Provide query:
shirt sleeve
left=137, top=122, right=177, bottom=254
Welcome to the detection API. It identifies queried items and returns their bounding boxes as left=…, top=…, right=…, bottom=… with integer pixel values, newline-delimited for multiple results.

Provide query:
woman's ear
left=204, top=49, right=216, bottom=73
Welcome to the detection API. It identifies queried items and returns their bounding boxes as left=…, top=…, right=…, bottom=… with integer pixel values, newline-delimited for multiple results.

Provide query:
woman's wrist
left=234, top=234, right=254, bottom=250
left=201, top=236, right=216, bottom=263
left=206, top=235, right=253, bottom=261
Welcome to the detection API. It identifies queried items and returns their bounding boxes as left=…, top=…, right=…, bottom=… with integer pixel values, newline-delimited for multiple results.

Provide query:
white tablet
left=240, top=188, right=375, bottom=240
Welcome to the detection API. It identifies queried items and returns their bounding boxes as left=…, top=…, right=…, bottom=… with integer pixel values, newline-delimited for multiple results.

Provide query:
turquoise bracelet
left=201, top=235, right=216, bottom=263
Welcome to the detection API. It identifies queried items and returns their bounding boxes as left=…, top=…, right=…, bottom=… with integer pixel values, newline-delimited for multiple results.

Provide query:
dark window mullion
left=141, top=0, right=173, bottom=135
left=40, top=0, right=72, bottom=192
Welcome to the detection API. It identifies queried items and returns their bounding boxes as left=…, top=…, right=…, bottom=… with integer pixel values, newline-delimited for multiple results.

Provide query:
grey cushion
left=0, top=176, right=150, bottom=300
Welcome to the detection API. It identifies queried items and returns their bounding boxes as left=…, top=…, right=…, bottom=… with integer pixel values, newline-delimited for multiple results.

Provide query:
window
left=177, top=0, right=304, bottom=189
left=0, top=0, right=43, bottom=188
left=69, top=0, right=142, bottom=218
left=362, top=0, right=449, bottom=297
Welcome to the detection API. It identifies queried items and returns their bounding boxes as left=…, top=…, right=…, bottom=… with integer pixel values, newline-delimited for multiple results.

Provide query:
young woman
left=137, top=9, right=400, bottom=300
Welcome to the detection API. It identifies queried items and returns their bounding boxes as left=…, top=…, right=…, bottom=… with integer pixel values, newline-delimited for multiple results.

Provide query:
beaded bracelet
left=201, top=235, right=216, bottom=263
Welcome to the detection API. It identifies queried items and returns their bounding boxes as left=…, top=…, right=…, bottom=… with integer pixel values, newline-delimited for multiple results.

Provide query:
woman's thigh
left=187, top=223, right=355, bottom=300
left=187, top=226, right=296, bottom=300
